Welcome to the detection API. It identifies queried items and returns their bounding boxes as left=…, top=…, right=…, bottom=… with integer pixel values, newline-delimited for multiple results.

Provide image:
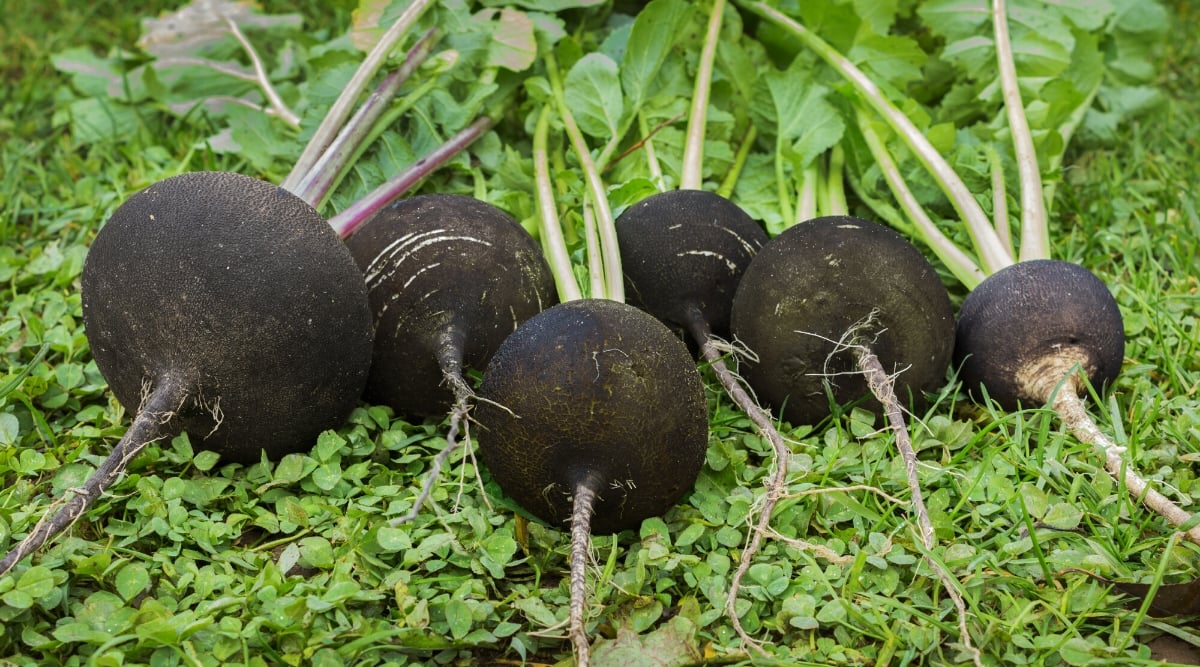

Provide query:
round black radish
left=730, top=215, right=955, bottom=426
left=954, top=259, right=1125, bottom=410
left=474, top=298, right=709, bottom=535
left=81, top=171, right=374, bottom=463
left=343, top=194, right=558, bottom=419
left=615, top=189, right=768, bottom=342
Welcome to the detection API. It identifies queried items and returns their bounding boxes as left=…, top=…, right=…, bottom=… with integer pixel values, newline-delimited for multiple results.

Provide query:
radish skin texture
left=616, top=189, right=768, bottom=341
left=344, top=194, right=558, bottom=418
left=474, top=299, right=709, bottom=535
left=954, top=259, right=1125, bottom=410
left=81, top=171, right=373, bottom=463
left=730, top=216, right=955, bottom=426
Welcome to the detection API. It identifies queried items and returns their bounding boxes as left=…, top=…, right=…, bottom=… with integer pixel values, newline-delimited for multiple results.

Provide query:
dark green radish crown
left=81, top=171, right=374, bottom=463
left=954, top=259, right=1125, bottom=410
left=616, top=189, right=768, bottom=340
left=475, top=299, right=709, bottom=535
left=731, top=215, right=955, bottom=426
left=344, top=194, right=558, bottom=418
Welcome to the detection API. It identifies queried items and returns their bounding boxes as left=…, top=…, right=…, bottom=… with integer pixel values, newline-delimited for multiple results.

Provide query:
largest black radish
left=0, top=172, right=374, bottom=576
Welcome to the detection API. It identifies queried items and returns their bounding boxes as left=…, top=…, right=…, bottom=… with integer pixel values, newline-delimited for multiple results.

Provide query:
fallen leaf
left=139, top=0, right=301, bottom=57
left=591, top=597, right=705, bottom=667
left=1064, top=568, right=1200, bottom=617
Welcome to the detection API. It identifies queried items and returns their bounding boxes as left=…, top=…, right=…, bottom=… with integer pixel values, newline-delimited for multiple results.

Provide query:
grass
left=1, top=1, right=1198, bottom=666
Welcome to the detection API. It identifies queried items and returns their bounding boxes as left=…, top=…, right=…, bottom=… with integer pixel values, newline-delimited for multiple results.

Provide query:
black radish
left=475, top=298, right=708, bottom=665
left=342, top=193, right=557, bottom=525
left=731, top=215, right=955, bottom=427
left=0, top=171, right=373, bottom=576
left=611, top=2, right=791, bottom=649
left=472, top=103, right=710, bottom=666
left=954, top=259, right=1124, bottom=411
left=616, top=189, right=767, bottom=343
left=619, top=188, right=802, bottom=650
left=344, top=194, right=557, bottom=419
left=727, top=214, right=959, bottom=650
left=475, top=298, right=708, bottom=535
left=951, top=261, right=1200, bottom=541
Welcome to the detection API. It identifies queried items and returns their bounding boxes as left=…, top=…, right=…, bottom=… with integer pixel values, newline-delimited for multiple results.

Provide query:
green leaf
left=620, top=0, right=691, bottom=114
left=675, top=522, right=707, bottom=548
left=193, top=450, right=221, bottom=472
left=850, top=0, right=899, bottom=35
left=376, top=526, right=412, bottom=552
left=0, top=412, right=20, bottom=446
left=50, top=48, right=130, bottom=99
left=590, top=609, right=703, bottom=666
left=2, top=567, right=55, bottom=610
left=271, top=454, right=313, bottom=486
left=480, top=533, right=517, bottom=567
left=64, top=98, right=141, bottom=145
left=313, top=430, right=345, bottom=462
left=115, top=563, right=151, bottom=601
left=1042, top=502, right=1083, bottom=530
left=512, top=596, right=560, bottom=627
left=849, top=33, right=927, bottom=87
left=444, top=598, right=472, bottom=640
left=754, top=61, right=844, bottom=169
left=918, top=0, right=989, bottom=42
left=564, top=52, right=624, bottom=141
left=299, top=536, right=334, bottom=569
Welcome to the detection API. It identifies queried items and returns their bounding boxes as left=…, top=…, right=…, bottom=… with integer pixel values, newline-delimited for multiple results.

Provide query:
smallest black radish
left=731, top=215, right=956, bottom=427
left=954, top=259, right=1125, bottom=410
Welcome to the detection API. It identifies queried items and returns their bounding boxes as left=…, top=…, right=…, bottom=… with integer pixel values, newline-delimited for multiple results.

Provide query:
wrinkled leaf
left=486, top=7, right=537, bottom=72
left=591, top=597, right=704, bottom=667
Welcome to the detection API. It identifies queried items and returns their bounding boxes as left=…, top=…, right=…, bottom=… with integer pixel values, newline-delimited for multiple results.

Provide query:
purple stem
left=328, top=116, right=495, bottom=238
left=291, top=29, right=440, bottom=207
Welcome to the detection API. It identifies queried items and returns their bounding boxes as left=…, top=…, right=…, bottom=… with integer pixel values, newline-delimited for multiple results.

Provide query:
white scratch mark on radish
left=718, top=225, right=761, bottom=254
left=364, top=229, right=493, bottom=287
left=680, top=249, right=737, bottom=272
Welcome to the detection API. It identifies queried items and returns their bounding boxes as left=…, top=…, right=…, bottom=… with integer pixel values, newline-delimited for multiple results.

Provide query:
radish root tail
left=702, top=336, right=790, bottom=653
left=844, top=313, right=983, bottom=667
left=1049, top=375, right=1200, bottom=545
left=569, top=481, right=598, bottom=667
left=0, top=380, right=185, bottom=577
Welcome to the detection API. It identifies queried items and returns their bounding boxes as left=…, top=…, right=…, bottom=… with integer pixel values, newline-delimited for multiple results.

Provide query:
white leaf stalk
left=547, top=52, right=624, bottom=302
left=857, top=113, right=987, bottom=288
left=680, top=0, right=725, bottom=190
left=992, top=0, right=1048, bottom=261
left=748, top=2, right=1015, bottom=275
left=283, top=0, right=435, bottom=192
left=533, top=108, right=584, bottom=303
